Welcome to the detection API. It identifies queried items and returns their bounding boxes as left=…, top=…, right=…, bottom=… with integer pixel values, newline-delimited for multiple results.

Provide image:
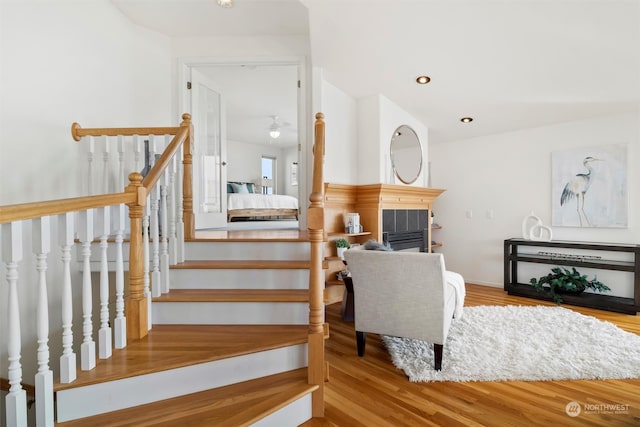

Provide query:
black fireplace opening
left=382, top=209, right=429, bottom=252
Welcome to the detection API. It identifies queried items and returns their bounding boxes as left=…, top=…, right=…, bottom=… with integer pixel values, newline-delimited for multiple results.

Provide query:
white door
left=190, top=68, right=228, bottom=229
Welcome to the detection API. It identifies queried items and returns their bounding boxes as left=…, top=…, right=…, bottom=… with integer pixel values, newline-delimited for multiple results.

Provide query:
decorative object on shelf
left=344, top=212, right=361, bottom=234
left=335, top=238, right=351, bottom=259
left=521, top=211, right=552, bottom=241
left=430, top=210, right=435, bottom=225
left=552, top=144, right=628, bottom=228
left=529, top=267, right=611, bottom=304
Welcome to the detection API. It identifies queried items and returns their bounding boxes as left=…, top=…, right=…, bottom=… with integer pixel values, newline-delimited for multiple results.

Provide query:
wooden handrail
left=71, top=123, right=180, bottom=141
left=0, top=193, right=134, bottom=224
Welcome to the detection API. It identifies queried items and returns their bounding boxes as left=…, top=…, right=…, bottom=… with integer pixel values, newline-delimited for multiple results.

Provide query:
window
left=261, top=156, right=276, bottom=194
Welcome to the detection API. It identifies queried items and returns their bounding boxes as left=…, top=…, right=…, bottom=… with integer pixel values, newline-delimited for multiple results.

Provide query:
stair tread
left=54, top=324, right=309, bottom=391
left=56, top=368, right=317, bottom=427
left=191, top=229, right=311, bottom=242
left=172, top=259, right=324, bottom=269
left=153, top=289, right=309, bottom=302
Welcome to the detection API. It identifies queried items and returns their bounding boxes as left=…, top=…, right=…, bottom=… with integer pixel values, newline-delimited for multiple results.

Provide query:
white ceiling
left=113, top=0, right=640, bottom=144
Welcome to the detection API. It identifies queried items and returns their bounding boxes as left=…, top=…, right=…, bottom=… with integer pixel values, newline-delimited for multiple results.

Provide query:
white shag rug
left=382, top=305, right=640, bottom=383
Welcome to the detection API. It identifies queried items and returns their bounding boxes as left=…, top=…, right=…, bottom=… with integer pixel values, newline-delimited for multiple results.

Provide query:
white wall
left=0, top=0, right=172, bottom=205
left=320, top=80, right=358, bottom=184
left=430, top=111, right=639, bottom=298
left=0, top=4, right=172, bottom=420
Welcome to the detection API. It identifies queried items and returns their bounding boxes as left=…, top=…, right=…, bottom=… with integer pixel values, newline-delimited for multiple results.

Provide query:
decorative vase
left=337, top=247, right=347, bottom=259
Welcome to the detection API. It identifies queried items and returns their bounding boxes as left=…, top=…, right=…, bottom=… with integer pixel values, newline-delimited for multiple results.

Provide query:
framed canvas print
left=551, top=144, right=628, bottom=228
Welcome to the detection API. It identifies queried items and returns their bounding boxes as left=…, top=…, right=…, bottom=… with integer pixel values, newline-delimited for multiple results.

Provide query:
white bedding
left=227, top=193, right=298, bottom=211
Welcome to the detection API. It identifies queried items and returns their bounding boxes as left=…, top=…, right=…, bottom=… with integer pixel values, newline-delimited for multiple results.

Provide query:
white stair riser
left=253, top=393, right=312, bottom=427
left=169, top=269, right=309, bottom=289
left=185, top=241, right=311, bottom=260
left=152, top=302, right=309, bottom=325
left=55, top=345, right=308, bottom=422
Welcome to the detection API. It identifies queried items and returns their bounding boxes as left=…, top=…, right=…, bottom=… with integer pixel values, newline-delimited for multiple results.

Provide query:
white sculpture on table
left=522, top=211, right=553, bottom=241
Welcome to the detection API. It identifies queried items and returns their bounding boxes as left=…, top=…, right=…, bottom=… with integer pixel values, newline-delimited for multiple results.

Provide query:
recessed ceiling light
left=460, top=117, right=473, bottom=123
left=217, top=0, right=234, bottom=8
left=416, top=75, right=431, bottom=85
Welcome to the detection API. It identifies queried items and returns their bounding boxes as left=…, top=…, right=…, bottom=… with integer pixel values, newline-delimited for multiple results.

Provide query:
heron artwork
left=560, top=156, right=602, bottom=227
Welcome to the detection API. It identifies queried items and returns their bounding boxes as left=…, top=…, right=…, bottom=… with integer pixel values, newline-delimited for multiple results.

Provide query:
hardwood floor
left=302, top=283, right=640, bottom=427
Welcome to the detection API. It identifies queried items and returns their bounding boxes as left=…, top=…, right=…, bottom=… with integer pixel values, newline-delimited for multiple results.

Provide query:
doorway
left=178, top=57, right=306, bottom=230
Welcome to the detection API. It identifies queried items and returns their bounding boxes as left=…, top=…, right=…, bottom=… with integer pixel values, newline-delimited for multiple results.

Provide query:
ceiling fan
left=267, top=115, right=292, bottom=139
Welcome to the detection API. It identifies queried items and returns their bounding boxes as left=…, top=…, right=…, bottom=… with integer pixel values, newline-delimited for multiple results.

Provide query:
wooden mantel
left=323, top=183, right=445, bottom=244
left=356, top=184, right=445, bottom=243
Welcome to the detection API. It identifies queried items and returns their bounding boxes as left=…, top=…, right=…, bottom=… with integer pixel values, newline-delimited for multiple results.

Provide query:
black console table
left=504, top=238, right=640, bottom=315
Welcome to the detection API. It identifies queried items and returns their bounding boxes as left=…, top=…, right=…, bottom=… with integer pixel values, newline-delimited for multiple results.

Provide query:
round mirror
left=390, top=125, right=422, bottom=184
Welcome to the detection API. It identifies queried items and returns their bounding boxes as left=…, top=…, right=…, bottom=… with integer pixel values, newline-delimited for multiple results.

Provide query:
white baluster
left=58, top=213, right=76, bottom=383
left=176, top=155, right=185, bottom=263
left=149, top=136, right=161, bottom=297
left=33, top=217, right=54, bottom=427
left=112, top=204, right=127, bottom=349
left=168, top=143, right=178, bottom=265
left=87, top=136, right=95, bottom=195
left=96, top=207, right=112, bottom=359
left=102, top=135, right=110, bottom=194
left=133, top=135, right=142, bottom=173
left=160, top=169, right=170, bottom=294
left=77, top=209, right=96, bottom=371
left=3, top=222, right=27, bottom=427
left=143, top=198, right=153, bottom=329
left=118, top=135, right=125, bottom=190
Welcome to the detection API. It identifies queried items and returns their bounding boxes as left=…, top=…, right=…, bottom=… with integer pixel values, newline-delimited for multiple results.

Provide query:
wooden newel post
left=125, top=172, right=148, bottom=341
left=181, top=113, right=195, bottom=240
left=308, top=112, right=326, bottom=417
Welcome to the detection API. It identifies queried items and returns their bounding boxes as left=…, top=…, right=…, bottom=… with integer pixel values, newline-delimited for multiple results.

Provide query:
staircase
left=1, top=113, right=328, bottom=426
left=55, top=231, right=324, bottom=425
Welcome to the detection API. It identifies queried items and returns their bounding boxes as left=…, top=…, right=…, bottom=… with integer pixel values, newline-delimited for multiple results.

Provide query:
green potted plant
left=335, top=238, right=351, bottom=259
left=529, top=266, right=610, bottom=304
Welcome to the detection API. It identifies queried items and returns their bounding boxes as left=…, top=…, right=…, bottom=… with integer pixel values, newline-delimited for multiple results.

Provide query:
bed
left=226, top=182, right=299, bottom=221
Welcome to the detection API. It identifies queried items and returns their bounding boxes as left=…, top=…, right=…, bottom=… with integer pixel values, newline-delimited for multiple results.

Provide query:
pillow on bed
left=227, top=182, right=235, bottom=193
left=230, top=182, right=250, bottom=194
left=245, top=183, right=256, bottom=193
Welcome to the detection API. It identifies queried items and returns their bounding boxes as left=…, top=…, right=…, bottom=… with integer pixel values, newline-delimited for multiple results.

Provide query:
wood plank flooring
left=302, top=283, right=640, bottom=427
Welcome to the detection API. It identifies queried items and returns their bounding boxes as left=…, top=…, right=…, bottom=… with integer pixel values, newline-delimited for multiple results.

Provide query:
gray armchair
left=343, top=247, right=465, bottom=370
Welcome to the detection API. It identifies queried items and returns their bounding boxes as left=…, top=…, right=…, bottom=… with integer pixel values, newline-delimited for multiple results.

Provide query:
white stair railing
left=1, top=114, right=193, bottom=426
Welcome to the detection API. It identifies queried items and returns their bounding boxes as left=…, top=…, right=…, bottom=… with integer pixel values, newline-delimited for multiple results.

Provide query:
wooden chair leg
left=434, top=343, right=443, bottom=370
left=356, top=331, right=366, bottom=357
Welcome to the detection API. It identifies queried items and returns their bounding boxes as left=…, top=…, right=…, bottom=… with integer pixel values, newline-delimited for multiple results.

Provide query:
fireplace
left=382, top=209, right=429, bottom=252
